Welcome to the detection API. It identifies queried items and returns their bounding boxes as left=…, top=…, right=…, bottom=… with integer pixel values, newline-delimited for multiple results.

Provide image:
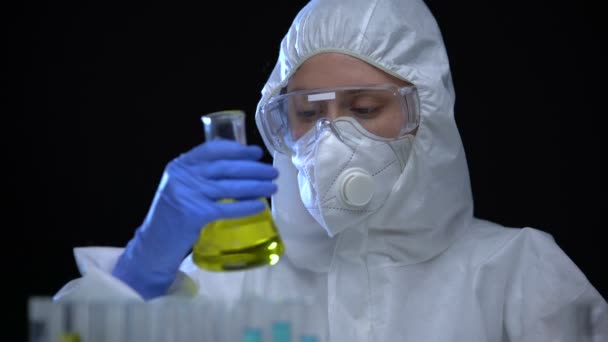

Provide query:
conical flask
left=192, top=110, right=285, bottom=271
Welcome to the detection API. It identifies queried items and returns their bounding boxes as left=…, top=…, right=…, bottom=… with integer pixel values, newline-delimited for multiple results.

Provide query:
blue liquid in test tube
left=243, top=327, right=262, bottom=342
left=300, top=335, right=318, bottom=342
left=272, top=320, right=292, bottom=342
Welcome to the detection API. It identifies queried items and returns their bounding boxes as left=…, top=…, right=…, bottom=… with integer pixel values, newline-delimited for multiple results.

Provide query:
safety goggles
left=259, top=84, right=420, bottom=154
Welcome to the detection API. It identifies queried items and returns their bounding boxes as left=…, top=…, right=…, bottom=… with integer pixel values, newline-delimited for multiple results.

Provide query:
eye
left=349, top=106, right=380, bottom=119
left=346, top=94, right=384, bottom=118
left=351, top=107, right=377, bottom=114
left=296, top=110, right=319, bottom=121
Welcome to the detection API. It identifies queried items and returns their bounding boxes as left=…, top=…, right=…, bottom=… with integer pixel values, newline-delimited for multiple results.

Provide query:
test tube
left=272, top=320, right=292, bottom=342
left=242, top=327, right=263, bottom=342
left=296, top=299, right=325, bottom=342
left=61, top=302, right=82, bottom=342
left=28, top=297, right=52, bottom=342
left=300, top=336, right=319, bottom=342
left=104, top=301, right=127, bottom=342
left=125, top=302, right=151, bottom=342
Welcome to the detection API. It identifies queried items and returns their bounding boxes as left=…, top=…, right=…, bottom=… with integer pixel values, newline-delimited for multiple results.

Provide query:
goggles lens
left=260, top=84, right=420, bottom=154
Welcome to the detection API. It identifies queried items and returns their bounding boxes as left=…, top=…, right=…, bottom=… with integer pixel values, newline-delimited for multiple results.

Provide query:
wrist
left=111, top=239, right=177, bottom=300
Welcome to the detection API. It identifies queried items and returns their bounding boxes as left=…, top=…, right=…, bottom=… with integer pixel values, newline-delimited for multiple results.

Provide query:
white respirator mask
left=291, top=117, right=413, bottom=236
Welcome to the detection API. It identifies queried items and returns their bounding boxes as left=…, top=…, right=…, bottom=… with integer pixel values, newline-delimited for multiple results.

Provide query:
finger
left=198, top=160, right=279, bottom=180
left=181, top=140, right=264, bottom=163
left=165, top=163, right=278, bottom=200
left=211, top=199, right=267, bottom=220
left=201, top=179, right=278, bottom=200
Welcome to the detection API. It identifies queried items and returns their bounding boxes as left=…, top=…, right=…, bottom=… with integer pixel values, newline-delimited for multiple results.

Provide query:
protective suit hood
left=255, top=0, right=473, bottom=271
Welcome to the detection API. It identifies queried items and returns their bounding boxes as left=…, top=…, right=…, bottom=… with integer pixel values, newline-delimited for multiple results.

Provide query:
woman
left=56, top=0, right=608, bottom=340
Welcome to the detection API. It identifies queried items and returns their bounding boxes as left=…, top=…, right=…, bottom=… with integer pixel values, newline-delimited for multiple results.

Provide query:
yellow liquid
left=192, top=198, right=285, bottom=271
left=60, top=333, right=80, bottom=342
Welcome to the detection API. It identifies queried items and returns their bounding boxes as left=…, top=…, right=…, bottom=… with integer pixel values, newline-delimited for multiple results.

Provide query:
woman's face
left=286, top=53, right=413, bottom=139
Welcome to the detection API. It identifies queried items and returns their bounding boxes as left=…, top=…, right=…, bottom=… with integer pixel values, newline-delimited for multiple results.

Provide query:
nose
left=323, top=101, right=341, bottom=120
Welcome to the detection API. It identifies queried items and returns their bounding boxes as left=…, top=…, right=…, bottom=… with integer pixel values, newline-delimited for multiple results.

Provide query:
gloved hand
left=112, top=139, right=279, bottom=299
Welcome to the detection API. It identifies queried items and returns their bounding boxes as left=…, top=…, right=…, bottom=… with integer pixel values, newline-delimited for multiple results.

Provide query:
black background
left=7, top=0, right=604, bottom=340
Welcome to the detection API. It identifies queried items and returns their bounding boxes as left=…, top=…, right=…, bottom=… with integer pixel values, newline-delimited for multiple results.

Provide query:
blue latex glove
left=112, top=139, right=279, bottom=299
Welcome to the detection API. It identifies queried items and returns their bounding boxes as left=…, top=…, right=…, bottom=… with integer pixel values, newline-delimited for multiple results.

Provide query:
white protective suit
left=55, top=0, right=608, bottom=341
